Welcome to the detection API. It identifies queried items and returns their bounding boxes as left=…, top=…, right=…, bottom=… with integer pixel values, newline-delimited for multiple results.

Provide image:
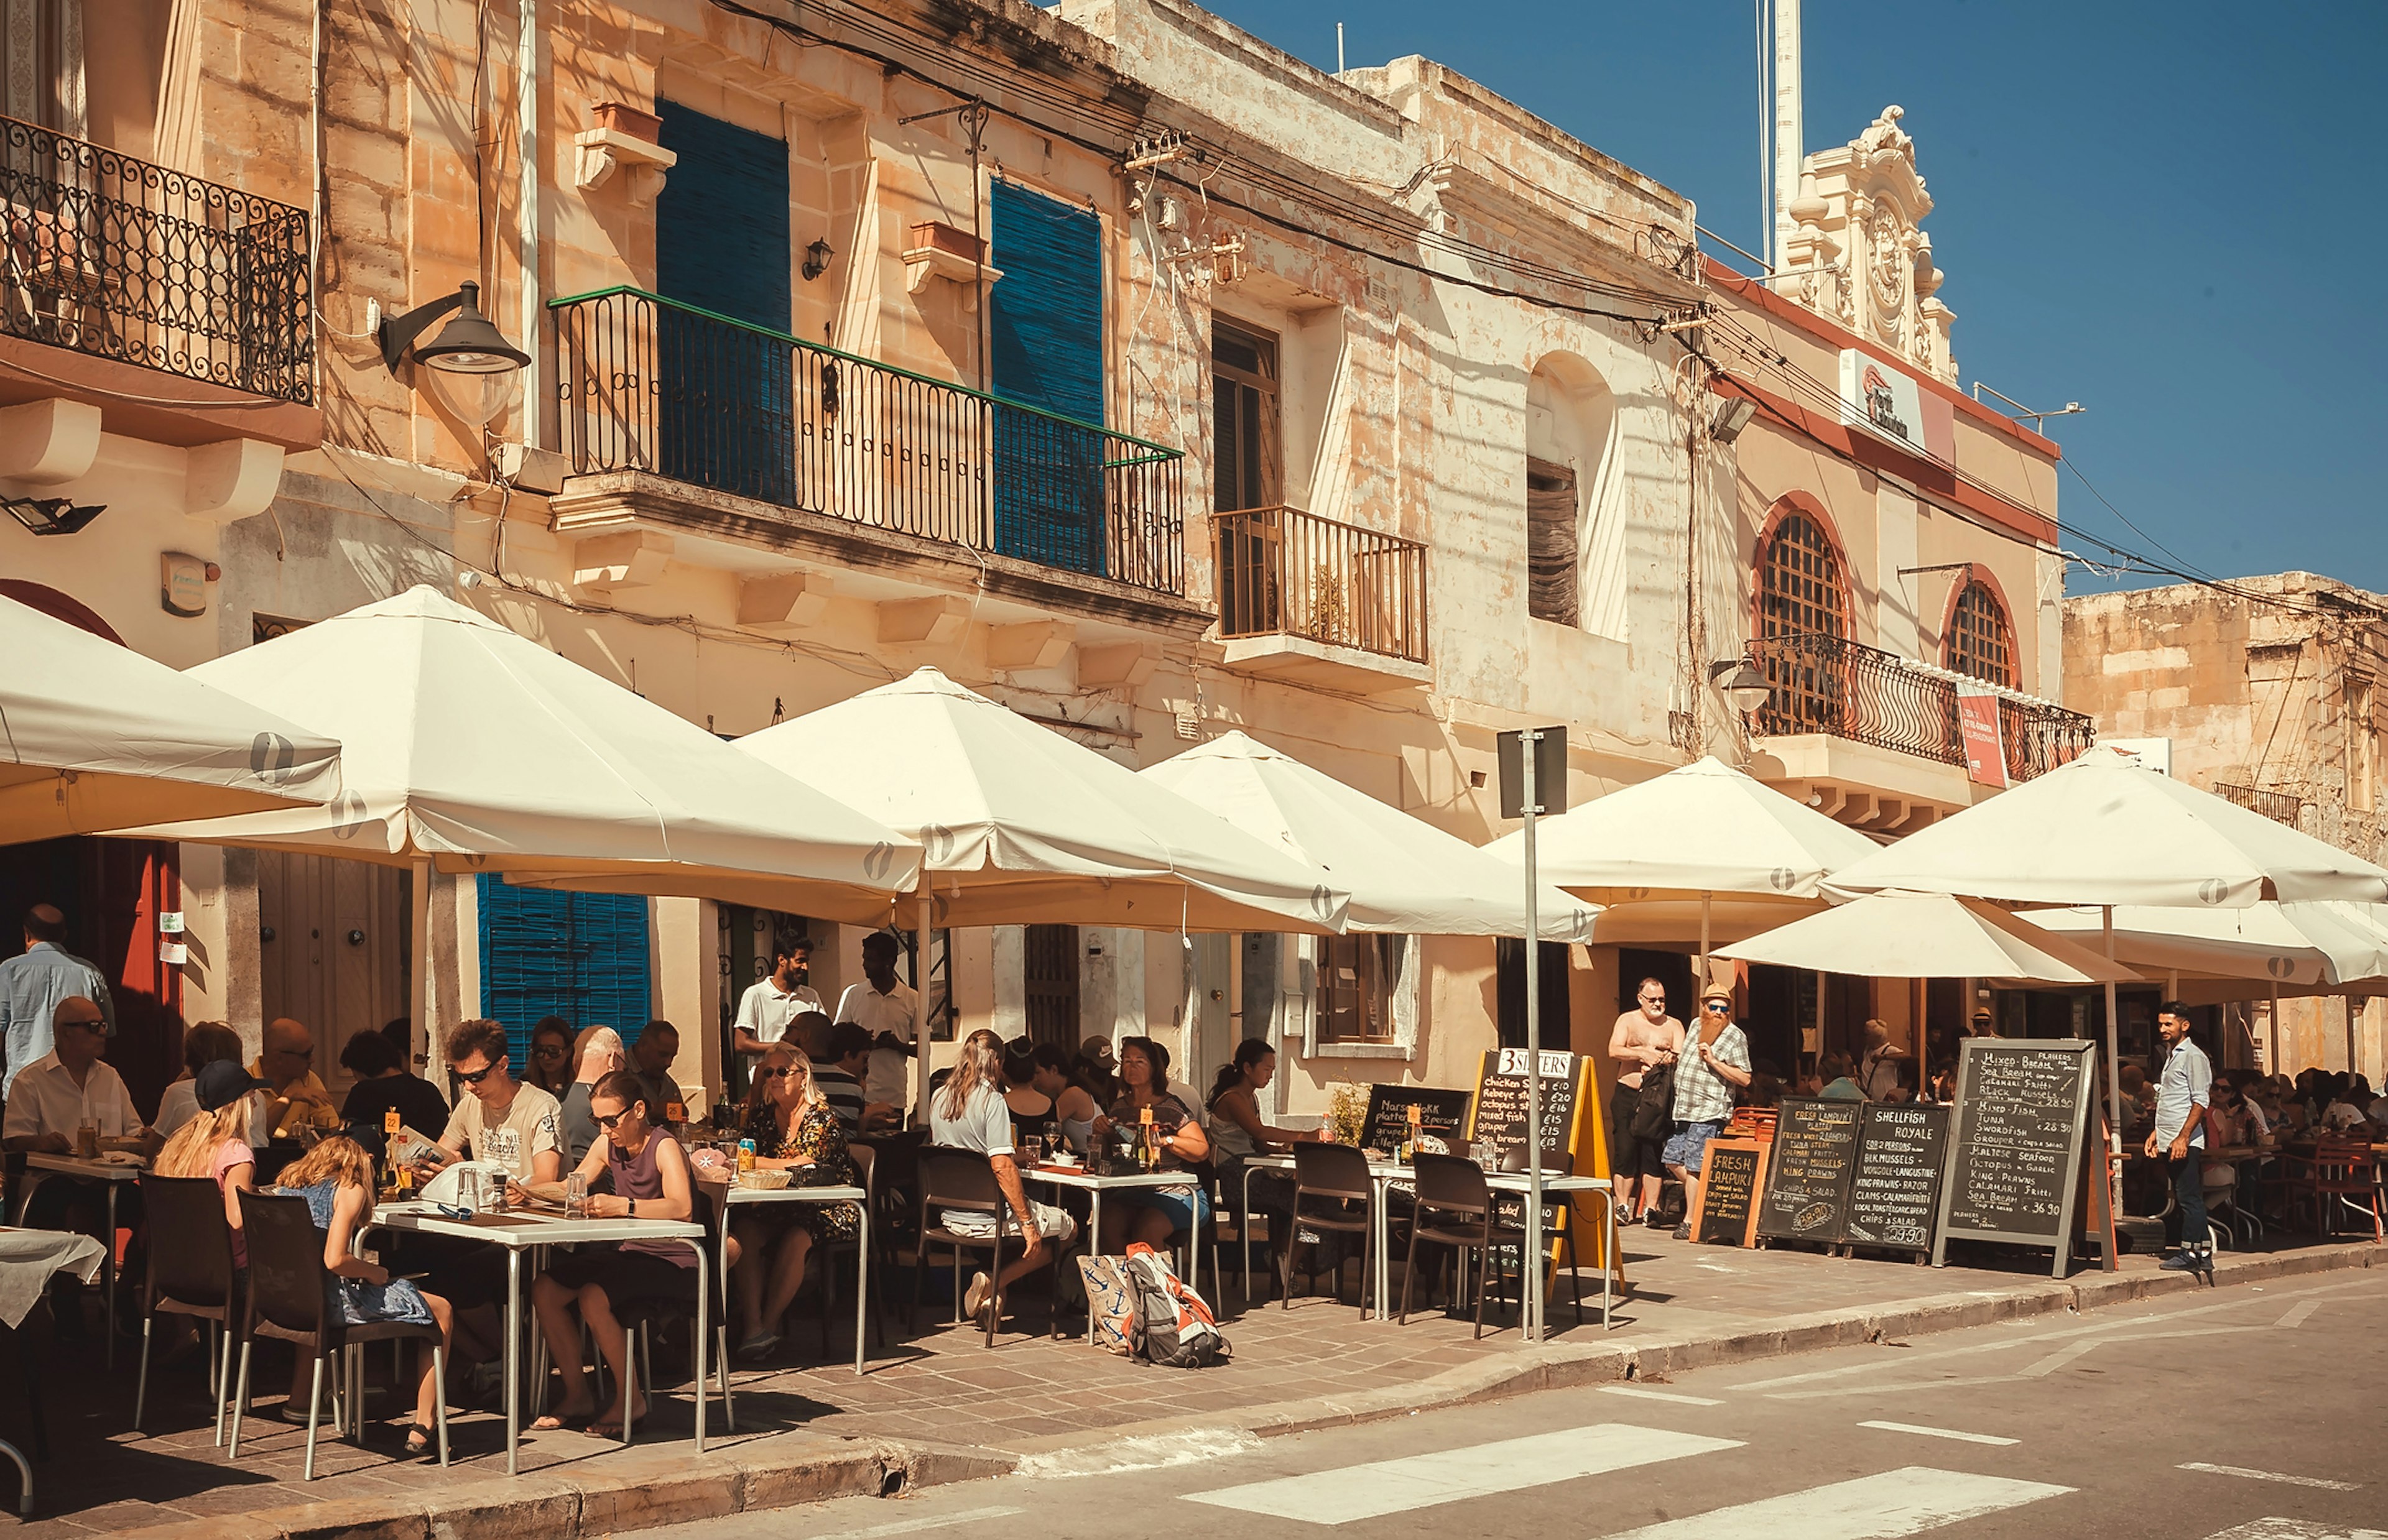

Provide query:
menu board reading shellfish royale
left=1844, top=1103, right=1951, bottom=1251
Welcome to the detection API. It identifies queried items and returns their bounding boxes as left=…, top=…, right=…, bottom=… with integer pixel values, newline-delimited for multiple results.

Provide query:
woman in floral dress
left=729, top=1043, right=859, bottom=1358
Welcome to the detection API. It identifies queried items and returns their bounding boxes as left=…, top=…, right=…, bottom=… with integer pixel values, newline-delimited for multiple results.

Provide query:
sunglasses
left=57, top=1018, right=103, bottom=1035
left=533, top=1043, right=569, bottom=1058
left=452, top=1063, right=499, bottom=1086
left=1703, top=1002, right=1730, bottom=1013
left=760, top=1065, right=803, bottom=1081
left=594, top=1106, right=639, bottom=1130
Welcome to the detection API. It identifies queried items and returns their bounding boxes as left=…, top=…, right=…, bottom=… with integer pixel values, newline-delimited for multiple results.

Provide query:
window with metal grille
left=1756, top=512, right=1849, bottom=734
left=1944, top=579, right=2015, bottom=688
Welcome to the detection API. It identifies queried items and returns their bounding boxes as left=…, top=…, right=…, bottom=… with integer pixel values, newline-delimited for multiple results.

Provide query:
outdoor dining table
left=359, top=1202, right=706, bottom=1473
left=701, top=1178, right=870, bottom=1374
left=1018, top=1163, right=1206, bottom=1344
left=1241, top=1153, right=1619, bottom=1330
left=12, top=1152, right=144, bottom=1367
left=0, top=1225, right=104, bottom=1514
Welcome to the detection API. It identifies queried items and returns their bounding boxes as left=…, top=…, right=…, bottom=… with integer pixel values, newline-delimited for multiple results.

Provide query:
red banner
left=1957, top=683, right=2009, bottom=788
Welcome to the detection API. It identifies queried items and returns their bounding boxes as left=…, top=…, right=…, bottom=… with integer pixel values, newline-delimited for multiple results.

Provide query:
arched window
left=1944, top=579, right=2015, bottom=688
left=1755, top=512, right=1849, bottom=734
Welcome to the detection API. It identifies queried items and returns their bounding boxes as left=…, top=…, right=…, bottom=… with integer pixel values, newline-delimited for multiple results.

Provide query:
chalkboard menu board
left=1468, top=1048, right=1582, bottom=1170
left=1694, top=1139, right=1767, bottom=1247
left=1358, top=1084, right=1473, bottom=1155
left=1756, top=1097, right=1863, bottom=1243
left=1844, top=1104, right=1951, bottom=1252
left=1932, top=1037, right=2098, bottom=1276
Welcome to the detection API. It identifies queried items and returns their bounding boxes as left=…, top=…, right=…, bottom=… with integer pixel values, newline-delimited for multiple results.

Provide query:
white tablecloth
left=0, top=1228, right=106, bottom=1329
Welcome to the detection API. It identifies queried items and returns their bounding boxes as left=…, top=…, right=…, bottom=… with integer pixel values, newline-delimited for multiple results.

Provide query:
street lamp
left=2, top=496, right=104, bottom=537
left=376, top=280, right=531, bottom=376
left=1710, top=657, right=1772, bottom=714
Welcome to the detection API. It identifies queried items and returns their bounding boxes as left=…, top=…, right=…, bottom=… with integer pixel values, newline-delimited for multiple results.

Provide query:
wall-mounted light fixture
left=2, top=496, right=104, bottom=537
left=802, top=238, right=836, bottom=282
left=1709, top=657, right=1772, bottom=713
left=1709, top=396, right=1757, bottom=443
left=376, top=280, right=531, bottom=376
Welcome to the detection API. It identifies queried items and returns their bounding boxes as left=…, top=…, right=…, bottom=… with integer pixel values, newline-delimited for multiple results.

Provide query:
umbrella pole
left=410, top=858, right=433, bottom=1074
left=2269, top=979, right=2280, bottom=1074
left=2103, top=905, right=2123, bottom=1196
left=913, top=878, right=933, bottom=1127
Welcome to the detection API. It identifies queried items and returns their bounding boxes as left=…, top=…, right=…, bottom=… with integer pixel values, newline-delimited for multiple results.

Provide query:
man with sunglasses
left=1662, top=982, right=1753, bottom=1240
left=3, top=996, right=155, bottom=1337
left=416, top=1018, right=563, bottom=1191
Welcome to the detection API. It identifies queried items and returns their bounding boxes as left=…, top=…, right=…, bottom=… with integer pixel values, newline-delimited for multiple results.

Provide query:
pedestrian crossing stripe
left=1180, top=1424, right=1742, bottom=1525
left=1598, top=1467, right=2073, bottom=1539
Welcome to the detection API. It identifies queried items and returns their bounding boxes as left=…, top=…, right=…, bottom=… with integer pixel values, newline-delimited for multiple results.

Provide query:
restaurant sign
left=1837, top=349, right=1955, bottom=463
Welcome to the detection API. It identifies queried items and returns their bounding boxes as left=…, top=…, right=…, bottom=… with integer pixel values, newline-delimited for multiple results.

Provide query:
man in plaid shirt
left=1664, top=981, right=1752, bottom=1239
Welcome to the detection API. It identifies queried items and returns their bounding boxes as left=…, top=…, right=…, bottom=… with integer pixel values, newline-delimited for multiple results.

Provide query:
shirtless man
left=1607, top=977, right=1684, bottom=1223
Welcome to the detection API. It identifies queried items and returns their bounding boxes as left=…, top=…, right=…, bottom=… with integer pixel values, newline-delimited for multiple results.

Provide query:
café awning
left=1141, top=730, right=1594, bottom=939
left=0, top=593, right=342, bottom=844
left=2032, top=901, right=2388, bottom=990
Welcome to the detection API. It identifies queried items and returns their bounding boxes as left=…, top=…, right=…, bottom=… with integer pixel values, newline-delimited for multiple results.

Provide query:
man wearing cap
left=3, top=995, right=156, bottom=1336
left=1662, top=983, right=1752, bottom=1240
left=0, top=904, right=113, bottom=1098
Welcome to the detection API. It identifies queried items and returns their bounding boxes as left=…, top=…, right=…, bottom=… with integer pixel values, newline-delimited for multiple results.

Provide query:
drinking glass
left=458, top=1168, right=484, bottom=1215
left=75, top=1118, right=98, bottom=1158
left=567, top=1173, right=589, bottom=1219
left=1021, top=1135, right=1043, bottom=1166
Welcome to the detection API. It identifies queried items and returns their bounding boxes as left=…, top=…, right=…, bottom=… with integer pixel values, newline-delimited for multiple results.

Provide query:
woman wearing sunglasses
left=728, top=1044, right=859, bottom=1359
left=526, top=1071, right=695, bottom=1436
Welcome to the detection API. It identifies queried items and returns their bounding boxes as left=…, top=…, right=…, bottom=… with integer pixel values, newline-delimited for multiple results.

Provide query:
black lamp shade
left=408, top=281, right=530, bottom=376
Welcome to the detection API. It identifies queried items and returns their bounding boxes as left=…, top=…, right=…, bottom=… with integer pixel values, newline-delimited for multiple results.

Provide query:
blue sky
left=1200, top=1, right=2387, bottom=596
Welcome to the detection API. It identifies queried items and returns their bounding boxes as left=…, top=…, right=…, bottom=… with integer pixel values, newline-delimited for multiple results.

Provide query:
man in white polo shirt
left=733, top=936, right=823, bottom=1060
left=836, top=931, right=918, bottom=1112
left=2, top=996, right=156, bottom=1336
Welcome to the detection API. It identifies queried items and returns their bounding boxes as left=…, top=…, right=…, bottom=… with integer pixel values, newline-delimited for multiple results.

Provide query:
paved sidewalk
left=11, top=1232, right=2379, bottom=1540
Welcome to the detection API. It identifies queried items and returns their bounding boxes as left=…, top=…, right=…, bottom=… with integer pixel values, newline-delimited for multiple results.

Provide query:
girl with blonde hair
left=271, top=1135, right=453, bottom=1453
left=155, top=1059, right=268, bottom=1267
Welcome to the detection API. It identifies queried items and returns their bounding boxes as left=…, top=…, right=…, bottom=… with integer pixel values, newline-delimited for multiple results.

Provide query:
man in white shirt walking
left=2149, top=1001, right=2215, bottom=1278
left=836, top=932, right=918, bottom=1112
left=734, top=937, right=823, bottom=1060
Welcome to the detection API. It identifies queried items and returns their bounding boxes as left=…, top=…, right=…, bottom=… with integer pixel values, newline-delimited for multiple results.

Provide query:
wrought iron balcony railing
left=1213, top=504, right=1429, bottom=665
left=550, top=286, right=1185, bottom=594
left=0, top=114, right=312, bottom=402
left=1747, top=629, right=2094, bottom=783
left=2215, top=782, right=2305, bottom=828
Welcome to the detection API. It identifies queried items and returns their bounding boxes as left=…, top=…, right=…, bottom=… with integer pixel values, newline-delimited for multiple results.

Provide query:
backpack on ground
left=1122, top=1241, right=1228, bottom=1368
left=1077, top=1255, right=1137, bottom=1357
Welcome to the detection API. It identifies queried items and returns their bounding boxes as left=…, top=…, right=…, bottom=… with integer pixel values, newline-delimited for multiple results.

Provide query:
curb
left=85, top=1242, right=2381, bottom=1540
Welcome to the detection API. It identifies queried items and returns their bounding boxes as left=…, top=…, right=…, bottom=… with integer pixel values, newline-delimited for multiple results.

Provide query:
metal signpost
left=1499, top=726, right=1566, bottom=1342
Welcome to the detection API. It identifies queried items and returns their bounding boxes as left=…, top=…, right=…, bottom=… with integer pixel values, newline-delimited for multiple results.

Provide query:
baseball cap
left=195, top=1058, right=272, bottom=1112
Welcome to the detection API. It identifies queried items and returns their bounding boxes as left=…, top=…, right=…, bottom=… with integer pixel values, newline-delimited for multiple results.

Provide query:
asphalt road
left=647, top=1270, right=2388, bottom=1540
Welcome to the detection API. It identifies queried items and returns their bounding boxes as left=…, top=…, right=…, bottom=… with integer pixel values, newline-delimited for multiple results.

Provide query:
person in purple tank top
left=527, top=1070, right=696, bottom=1437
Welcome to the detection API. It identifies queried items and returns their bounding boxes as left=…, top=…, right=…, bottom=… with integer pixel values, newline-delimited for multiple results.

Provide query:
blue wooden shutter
left=654, top=102, right=794, bottom=504
left=988, top=179, right=1105, bottom=574
left=476, top=876, right=654, bottom=1066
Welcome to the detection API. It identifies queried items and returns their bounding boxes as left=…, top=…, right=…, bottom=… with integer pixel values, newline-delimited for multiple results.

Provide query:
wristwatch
left=627, top=1198, right=636, bottom=1217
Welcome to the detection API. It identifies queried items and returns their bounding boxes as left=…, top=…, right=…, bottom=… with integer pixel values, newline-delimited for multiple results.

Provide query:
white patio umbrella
left=1483, top=754, right=1880, bottom=990
left=718, top=669, right=1351, bottom=1114
left=1826, top=744, right=2388, bottom=1132
left=129, top=586, right=924, bottom=1050
left=1140, top=731, right=1596, bottom=939
left=1, top=594, right=342, bottom=843
left=1716, top=893, right=2143, bottom=986
left=2031, top=902, right=2388, bottom=992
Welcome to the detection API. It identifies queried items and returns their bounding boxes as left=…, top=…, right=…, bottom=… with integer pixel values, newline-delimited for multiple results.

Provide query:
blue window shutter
left=654, top=101, right=794, bottom=505
left=988, top=179, right=1106, bottom=575
left=476, top=877, right=653, bottom=1067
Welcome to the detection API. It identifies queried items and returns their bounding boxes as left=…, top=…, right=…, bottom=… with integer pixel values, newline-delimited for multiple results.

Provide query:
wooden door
left=1022, top=924, right=1080, bottom=1048
left=256, top=851, right=408, bottom=1101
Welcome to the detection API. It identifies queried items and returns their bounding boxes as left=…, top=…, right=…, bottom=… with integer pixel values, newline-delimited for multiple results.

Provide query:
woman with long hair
left=927, top=1030, right=1077, bottom=1327
left=1027, top=1043, right=1101, bottom=1154
left=524, top=1017, right=576, bottom=1095
left=1090, top=1036, right=1210, bottom=1253
left=1204, top=1038, right=1317, bottom=1273
left=155, top=1060, right=267, bottom=1267
left=529, top=1072, right=694, bottom=1436
left=271, top=1135, right=453, bottom=1453
left=729, top=1043, right=859, bottom=1359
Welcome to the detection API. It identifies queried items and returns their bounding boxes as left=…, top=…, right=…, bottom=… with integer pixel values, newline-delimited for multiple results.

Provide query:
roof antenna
left=1336, top=21, right=1345, bottom=73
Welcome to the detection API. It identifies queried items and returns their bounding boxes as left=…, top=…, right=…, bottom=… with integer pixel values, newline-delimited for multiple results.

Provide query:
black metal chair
left=132, top=1174, right=242, bottom=1442
left=913, top=1147, right=1060, bottom=1345
left=228, top=1189, right=450, bottom=1479
left=1398, top=1153, right=1588, bottom=1335
left=1282, top=1142, right=1375, bottom=1316
left=810, top=1145, right=886, bottom=1359
left=611, top=1185, right=736, bottom=1444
